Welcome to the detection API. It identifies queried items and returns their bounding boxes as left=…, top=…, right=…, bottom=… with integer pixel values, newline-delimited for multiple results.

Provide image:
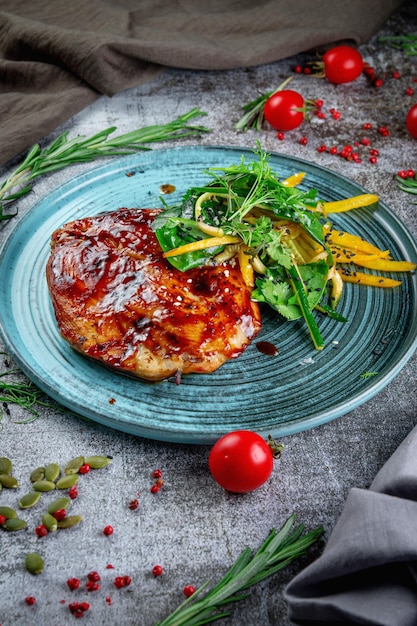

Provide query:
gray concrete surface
left=0, top=2, right=416, bottom=624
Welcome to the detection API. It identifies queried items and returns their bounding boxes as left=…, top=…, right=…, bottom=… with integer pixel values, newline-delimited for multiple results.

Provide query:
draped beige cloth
left=0, top=0, right=404, bottom=166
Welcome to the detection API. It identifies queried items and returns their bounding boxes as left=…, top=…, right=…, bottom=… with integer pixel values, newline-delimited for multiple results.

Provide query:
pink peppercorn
left=35, top=524, right=48, bottom=538
left=183, top=585, right=196, bottom=597
left=103, top=525, right=114, bottom=536
left=79, top=464, right=91, bottom=475
left=68, top=486, right=78, bottom=499
left=25, top=596, right=36, bottom=605
left=52, top=509, right=67, bottom=521
left=114, top=576, right=130, bottom=589
left=67, top=578, right=81, bottom=591
left=152, top=565, right=163, bottom=577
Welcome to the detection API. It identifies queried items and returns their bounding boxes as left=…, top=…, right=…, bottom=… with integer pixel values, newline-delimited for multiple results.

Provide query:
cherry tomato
left=322, top=45, right=363, bottom=84
left=406, top=104, right=417, bottom=139
left=263, top=89, right=305, bottom=131
left=208, top=430, right=274, bottom=493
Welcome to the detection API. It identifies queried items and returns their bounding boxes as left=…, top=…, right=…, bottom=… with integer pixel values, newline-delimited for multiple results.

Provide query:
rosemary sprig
left=235, top=77, right=293, bottom=131
left=377, top=33, right=417, bottom=55
left=156, top=514, right=323, bottom=626
left=0, top=108, right=209, bottom=221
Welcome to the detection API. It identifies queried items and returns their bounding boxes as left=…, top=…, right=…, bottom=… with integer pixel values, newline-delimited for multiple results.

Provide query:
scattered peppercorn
left=103, top=525, right=114, bottom=536
left=67, top=577, right=81, bottom=591
left=183, top=585, right=196, bottom=597
left=68, top=486, right=78, bottom=499
left=25, top=596, right=36, bottom=605
left=152, top=565, right=163, bottom=577
left=78, top=464, right=91, bottom=475
left=35, top=524, right=48, bottom=538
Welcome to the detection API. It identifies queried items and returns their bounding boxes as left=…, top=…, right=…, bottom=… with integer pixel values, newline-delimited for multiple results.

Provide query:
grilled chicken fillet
left=46, top=208, right=261, bottom=381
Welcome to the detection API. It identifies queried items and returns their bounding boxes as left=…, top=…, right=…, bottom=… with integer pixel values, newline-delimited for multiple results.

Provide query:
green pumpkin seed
left=19, top=491, right=41, bottom=509
left=30, top=466, right=45, bottom=483
left=55, top=474, right=78, bottom=489
left=25, top=552, right=44, bottom=575
left=0, top=474, right=19, bottom=488
left=58, top=514, right=82, bottom=529
left=64, top=456, right=85, bottom=475
left=32, top=480, right=56, bottom=492
left=2, top=517, right=27, bottom=531
left=0, top=457, right=12, bottom=475
left=42, top=512, right=58, bottom=532
left=44, top=462, right=60, bottom=482
left=47, top=497, right=71, bottom=514
left=0, top=506, right=17, bottom=519
left=84, top=455, right=112, bottom=469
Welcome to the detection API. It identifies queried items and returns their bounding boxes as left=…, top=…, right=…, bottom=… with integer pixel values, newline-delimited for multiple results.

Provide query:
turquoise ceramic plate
left=0, top=146, right=416, bottom=444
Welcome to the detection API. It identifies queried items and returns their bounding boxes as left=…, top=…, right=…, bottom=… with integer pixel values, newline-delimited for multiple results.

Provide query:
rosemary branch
left=377, top=33, right=417, bottom=56
left=156, top=514, right=323, bottom=626
left=0, top=108, right=209, bottom=221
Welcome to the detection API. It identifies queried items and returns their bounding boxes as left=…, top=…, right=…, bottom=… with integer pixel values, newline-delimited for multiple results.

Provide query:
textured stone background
left=0, top=1, right=416, bottom=624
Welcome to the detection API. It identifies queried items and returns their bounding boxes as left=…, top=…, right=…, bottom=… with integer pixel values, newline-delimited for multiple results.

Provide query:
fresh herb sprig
left=378, top=33, right=417, bottom=55
left=156, top=514, right=323, bottom=626
left=0, top=371, right=56, bottom=422
left=0, top=108, right=209, bottom=221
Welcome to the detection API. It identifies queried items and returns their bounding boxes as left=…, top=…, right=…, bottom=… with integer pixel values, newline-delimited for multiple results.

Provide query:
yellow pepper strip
left=325, top=228, right=391, bottom=257
left=238, top=245, right=255, bottom=288
left=346, top=257, right=417, bottom=272
left=330, top=249, right=382, bottom=264
left=163, top=235, right=241, bottom=258
left=281, top=172, right=306, bottom=187
left=321, top=193, right=379, bottom=213
left=337, top=269, right=402, bottom=288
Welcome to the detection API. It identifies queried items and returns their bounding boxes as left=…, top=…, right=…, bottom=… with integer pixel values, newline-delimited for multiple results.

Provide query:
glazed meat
left=46, top=208, right=262, bottom=381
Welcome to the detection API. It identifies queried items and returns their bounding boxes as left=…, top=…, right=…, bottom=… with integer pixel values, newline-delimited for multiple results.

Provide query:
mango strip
left=321, top=194, right=379, bottom=213
left=337, top=269, right=402, bottom=288
left=163, top=235, right=241, bottom=258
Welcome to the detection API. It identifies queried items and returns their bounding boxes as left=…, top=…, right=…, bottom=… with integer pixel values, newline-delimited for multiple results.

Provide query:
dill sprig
left=0, top=365, right=70, bottom=423
left=0, top=108, right=209, bottom=221
left=156, top=514, right=323, bottom=626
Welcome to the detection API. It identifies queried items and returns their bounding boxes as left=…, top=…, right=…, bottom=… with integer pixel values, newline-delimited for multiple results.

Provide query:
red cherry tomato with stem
left=264, top=89, right=306, bottom=131
left=208, top=430, right=282, bottom=493
left=322, top=45, right=363, bottom=84
left=406, top=103, right=417, bottom=139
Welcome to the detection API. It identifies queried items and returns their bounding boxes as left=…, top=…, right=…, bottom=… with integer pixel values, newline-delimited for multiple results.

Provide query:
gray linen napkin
left=284, top=425, right=417, bottom=626
left=0, top=0, right=404, bottom=167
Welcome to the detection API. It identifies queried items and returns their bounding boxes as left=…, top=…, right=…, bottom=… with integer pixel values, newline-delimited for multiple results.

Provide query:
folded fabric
left=0, top=0, right=404, bottom=166
left=284, top=424, right=417, bottom=626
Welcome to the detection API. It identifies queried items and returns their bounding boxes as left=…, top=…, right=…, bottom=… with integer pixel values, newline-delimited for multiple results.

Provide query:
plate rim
left=0, top=144, right=416, bottom=444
